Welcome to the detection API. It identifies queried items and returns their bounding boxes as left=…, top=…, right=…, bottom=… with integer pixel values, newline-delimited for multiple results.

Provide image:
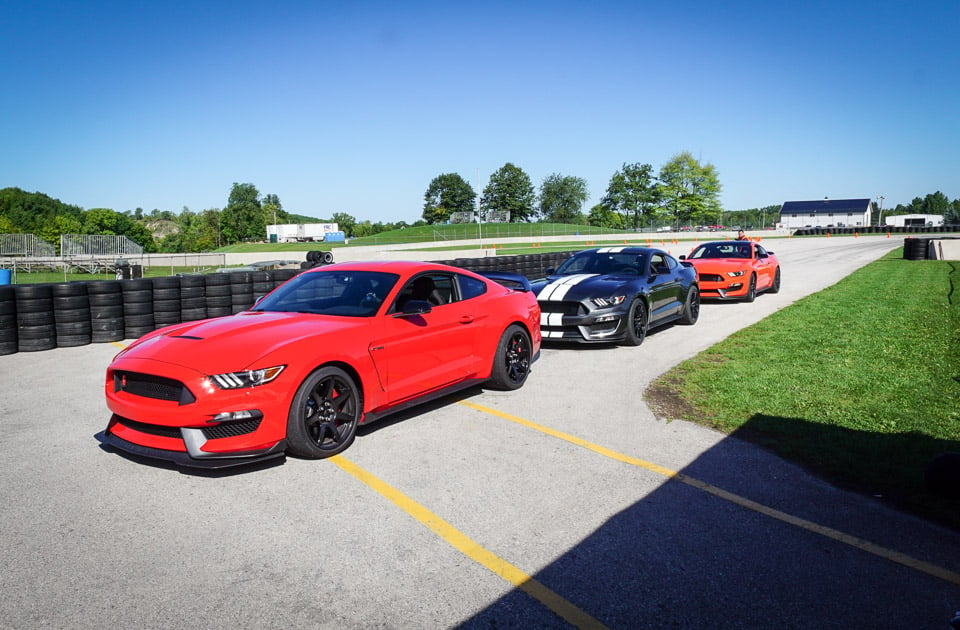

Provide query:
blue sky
left=2, top=0, right=958, bottom=223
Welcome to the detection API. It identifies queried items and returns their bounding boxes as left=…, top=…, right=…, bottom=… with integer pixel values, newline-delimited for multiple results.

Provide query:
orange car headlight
left=725, top=271, right=745, bottom=277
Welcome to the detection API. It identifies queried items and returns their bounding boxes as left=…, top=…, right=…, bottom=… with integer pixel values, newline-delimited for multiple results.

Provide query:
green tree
left=657, top=152, right=722, bottom=227
left=83, top=208, right=128, bottom=234
left=587, top=203, right=625, bottom=230
left=602, top=163, right=660, bottom=230
left=0, top=187, right=83, bottom=234
left=921, top=191, right=950, bottom=215
left=220, top=182, right=263, bottom=243
left=422, top=173, right=475, bottom=224
left=36, top=214, right=83, bottom=248
left=332, top=211, right=358, bottom=237
left=538, top=174, right=588, bottom=223
left=946, top=200, right=960, bottom=225
left=481, top=163, right=536, bottom=222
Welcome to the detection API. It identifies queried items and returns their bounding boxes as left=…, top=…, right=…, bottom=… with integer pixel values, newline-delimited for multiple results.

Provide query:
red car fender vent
left=201, top=418, right=262, bottom=440
left=114, top=371, right=196, bottom=405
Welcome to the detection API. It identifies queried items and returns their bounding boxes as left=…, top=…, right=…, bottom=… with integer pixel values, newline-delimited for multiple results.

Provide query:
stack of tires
left=903, top=238, right=930, bottom=260
left=122, top=279, right=155, bottom=340
left=0, top=286, right=16, bottom=356
left=302, top=250, right=334, bottom=269
left=229, top=271, right=254, bottom=313
left=88, top=281, right=125, bottom=343
left=272, top=269, right=299, bottom=289
left=14, top=284, right=56, bottom=352
left=179, top=275, right=207, bottom=322
left=252, top=271, right=274, bottom=302
left=52, top=282, right=92, bottom=347
left=204, top=273, right=232, bottom=318
left=152, top=276, right=181, bottom=328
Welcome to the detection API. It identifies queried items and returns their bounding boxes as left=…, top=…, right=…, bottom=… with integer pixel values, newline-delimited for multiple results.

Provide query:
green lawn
left=646, top=249, right=960, bottom=527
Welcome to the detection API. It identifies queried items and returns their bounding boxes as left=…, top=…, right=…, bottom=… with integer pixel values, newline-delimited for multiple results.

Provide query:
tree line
left=0, top=183, right=420, bottom=254
left=424, top=151, right=723, bottom=231
left=2, top=173, right=958, bottom=254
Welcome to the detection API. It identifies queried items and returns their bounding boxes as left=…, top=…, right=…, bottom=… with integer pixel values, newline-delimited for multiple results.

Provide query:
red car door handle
left=459, top=315, right=475, bottom=324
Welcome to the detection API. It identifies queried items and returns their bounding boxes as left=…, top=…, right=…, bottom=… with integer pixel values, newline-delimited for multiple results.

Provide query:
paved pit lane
left=1, top=235, right=958, bottom=628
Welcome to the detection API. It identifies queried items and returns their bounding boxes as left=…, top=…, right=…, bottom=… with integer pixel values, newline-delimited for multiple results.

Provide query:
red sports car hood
left=116, top=311, right=366, bottom=373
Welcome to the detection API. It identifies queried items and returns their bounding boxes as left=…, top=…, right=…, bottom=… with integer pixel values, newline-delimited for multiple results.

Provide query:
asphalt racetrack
left=2, top=235, right=958, bottom=628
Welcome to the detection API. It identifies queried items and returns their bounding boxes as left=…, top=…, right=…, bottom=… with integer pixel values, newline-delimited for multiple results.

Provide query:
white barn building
left=778, top=198, right=872, bottom=230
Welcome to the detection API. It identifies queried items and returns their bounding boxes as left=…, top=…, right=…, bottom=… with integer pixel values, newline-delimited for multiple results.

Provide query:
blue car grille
left=538, top=301, right=585, bottom=316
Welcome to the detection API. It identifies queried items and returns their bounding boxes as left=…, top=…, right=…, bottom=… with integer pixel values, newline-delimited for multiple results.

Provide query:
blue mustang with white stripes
left=531, top=247, right=700, bottom=346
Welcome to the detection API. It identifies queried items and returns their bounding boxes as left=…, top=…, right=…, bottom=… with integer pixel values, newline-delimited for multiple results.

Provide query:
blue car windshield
left=555, top=251, right=648, bottom=275
left=252, top=270, right=400, bottom=317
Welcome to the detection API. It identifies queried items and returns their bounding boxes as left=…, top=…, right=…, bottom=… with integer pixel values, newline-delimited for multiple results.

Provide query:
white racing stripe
left=539, top=312, right=565, bottom=327
left=538, top=274, right=597, bottom=301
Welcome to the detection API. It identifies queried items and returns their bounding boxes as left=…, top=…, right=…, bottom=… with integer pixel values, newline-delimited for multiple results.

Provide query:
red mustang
left=103, top=261, right=541, bottom=468
left=681, top=240, right=781, bottom=301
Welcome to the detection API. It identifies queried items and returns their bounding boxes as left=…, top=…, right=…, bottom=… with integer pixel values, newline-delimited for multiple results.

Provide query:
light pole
left=876, top=195, right=885, bottom=227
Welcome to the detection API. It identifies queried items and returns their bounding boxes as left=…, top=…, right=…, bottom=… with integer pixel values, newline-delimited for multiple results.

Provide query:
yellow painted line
left=458, top=400, right=960, bottom=587
left=329, top=455, right=609, bottom=630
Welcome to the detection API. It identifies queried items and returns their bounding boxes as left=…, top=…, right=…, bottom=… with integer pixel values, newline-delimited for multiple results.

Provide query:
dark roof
left=780, top=198, right=871, bottom=215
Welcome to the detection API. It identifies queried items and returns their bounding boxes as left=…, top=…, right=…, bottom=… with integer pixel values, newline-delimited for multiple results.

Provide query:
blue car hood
left=532, top=273, right=635, bottom=302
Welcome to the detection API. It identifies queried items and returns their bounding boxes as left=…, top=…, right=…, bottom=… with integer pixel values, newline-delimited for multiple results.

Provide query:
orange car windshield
left=691, top=244, right=752, bottom=259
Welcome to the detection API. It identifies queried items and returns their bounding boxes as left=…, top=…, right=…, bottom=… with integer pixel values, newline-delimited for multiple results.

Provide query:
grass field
left=646, top=249, right=960, bottom=527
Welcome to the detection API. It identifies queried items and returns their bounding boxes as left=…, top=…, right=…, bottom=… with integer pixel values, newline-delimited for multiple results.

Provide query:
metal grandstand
left=0, top=233, right=56, bottom=257
left=59, top=234, right=144, bottom=273
left=1, top=233, right=146, bottom=274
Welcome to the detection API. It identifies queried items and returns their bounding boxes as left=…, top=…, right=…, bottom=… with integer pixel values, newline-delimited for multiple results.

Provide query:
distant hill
left=145, top=219, right=178, bottom=239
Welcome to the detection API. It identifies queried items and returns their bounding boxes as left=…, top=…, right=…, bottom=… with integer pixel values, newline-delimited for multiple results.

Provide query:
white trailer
left=267, top=223, right=339, bottom=243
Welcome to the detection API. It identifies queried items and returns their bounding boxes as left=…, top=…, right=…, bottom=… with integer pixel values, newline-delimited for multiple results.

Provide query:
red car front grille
left=114, top=371, right=196, bottom=405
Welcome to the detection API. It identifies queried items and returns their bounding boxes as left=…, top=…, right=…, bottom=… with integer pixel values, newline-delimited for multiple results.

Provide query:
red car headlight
left=208, top=366, right=285, bottom=390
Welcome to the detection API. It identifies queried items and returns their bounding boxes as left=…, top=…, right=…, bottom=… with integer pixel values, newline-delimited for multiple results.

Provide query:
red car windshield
left=252, top=270, right=400, bottom=317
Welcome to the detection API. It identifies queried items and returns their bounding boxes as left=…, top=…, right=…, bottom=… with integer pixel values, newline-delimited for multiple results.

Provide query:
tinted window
left=458, top=274, right=487, bottom=300
left=253, top=270, right=398, bottom=317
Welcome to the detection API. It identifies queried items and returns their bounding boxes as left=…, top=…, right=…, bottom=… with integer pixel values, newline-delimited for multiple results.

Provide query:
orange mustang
left=680, top=240, right=781, bottom=302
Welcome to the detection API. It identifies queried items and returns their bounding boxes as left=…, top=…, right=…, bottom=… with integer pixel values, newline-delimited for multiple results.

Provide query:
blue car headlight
left=591, top=295, right=626, bottom=308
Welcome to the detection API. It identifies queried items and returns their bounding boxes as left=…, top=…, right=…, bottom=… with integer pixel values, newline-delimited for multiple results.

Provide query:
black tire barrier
left=204, top=273, right=232, bottom=318
left=152, top=277, right=181, bottom=328
left=15, top=284, right=56, bottom=352
left=229, top=271, right=254, bottom=313
left=178, top=274, right=207, bottom=323
left=272, top=269, right=299, bottom=289
left=252, top=271, right=274, bottom=296
left=87, top=280, right=124, bottom=343
left=0, top=285, right=17, bottom=356
left=903, top=238, right=930, bottom=260
left=122, top=279, right=154, bottom=340
left=0, top=251, right=606, bottom=354
left=52, top=282, right=91, bottom=348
